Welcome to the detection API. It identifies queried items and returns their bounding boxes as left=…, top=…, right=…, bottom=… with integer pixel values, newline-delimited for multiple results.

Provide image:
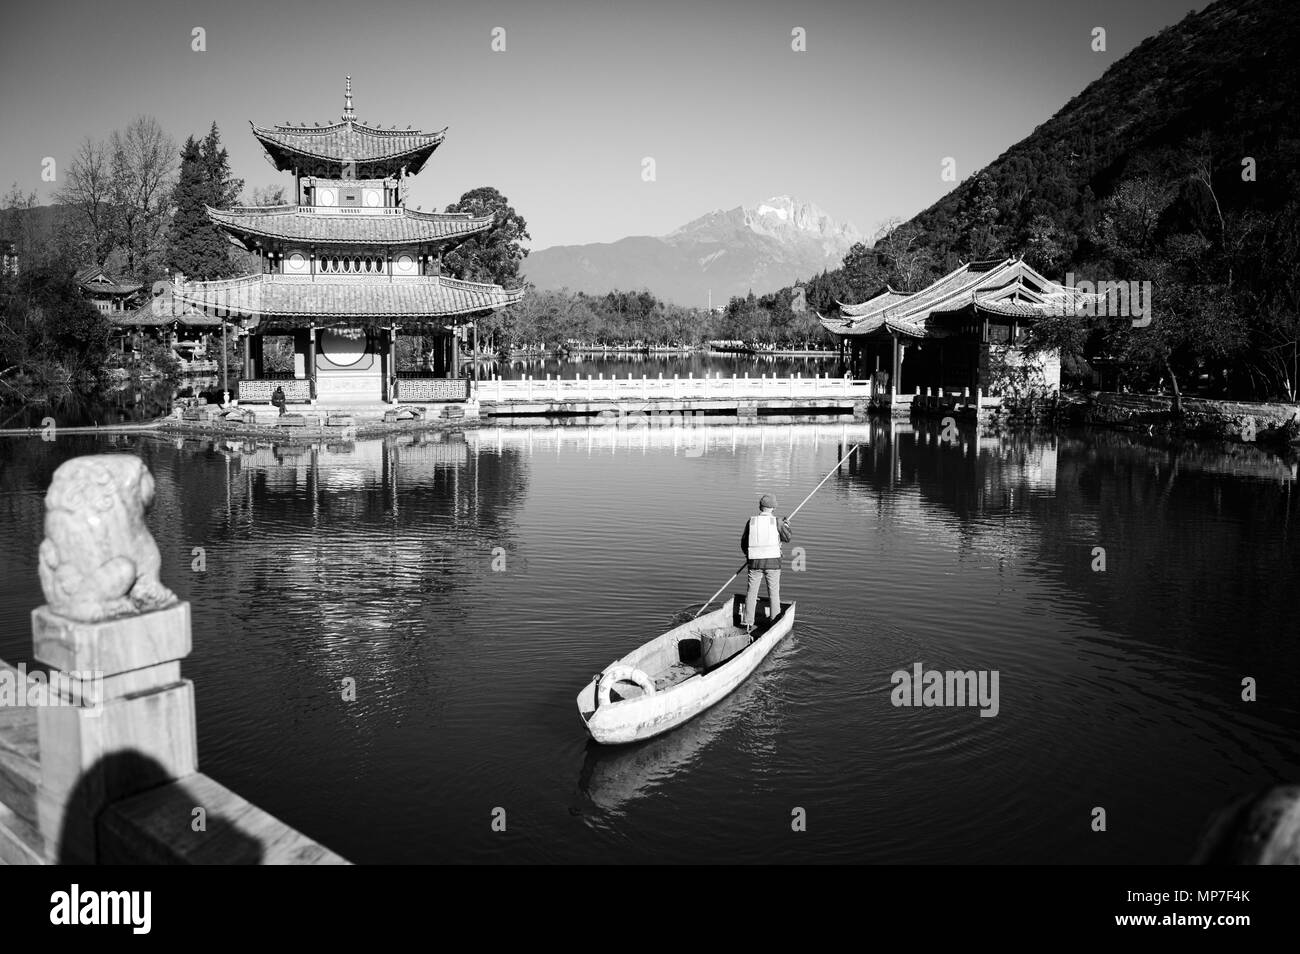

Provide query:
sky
left=0, top=0, right=1211, bottom=249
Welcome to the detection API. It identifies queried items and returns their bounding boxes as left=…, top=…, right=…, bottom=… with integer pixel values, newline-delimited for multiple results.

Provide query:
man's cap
left=759, top=494, right=776, bottom=510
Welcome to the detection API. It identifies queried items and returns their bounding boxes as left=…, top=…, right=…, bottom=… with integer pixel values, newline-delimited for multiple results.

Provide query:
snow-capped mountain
left=522, top=196, right=862, bottom=306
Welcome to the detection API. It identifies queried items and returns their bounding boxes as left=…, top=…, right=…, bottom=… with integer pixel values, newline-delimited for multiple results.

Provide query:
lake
left=1, top=419, right=1297, bottom=863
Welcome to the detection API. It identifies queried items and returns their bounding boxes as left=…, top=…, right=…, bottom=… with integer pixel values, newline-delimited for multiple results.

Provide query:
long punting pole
left=693, top=442, right=862, bottom=618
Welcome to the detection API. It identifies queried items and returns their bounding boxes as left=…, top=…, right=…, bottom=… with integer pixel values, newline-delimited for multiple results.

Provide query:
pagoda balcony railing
left=216, top=203, right=404, bottom=218
left=237, top=377, right=313, bottom=404
left=266, top=273, right=443, bottom=284
left=296, top=206, right=406, bottom=216
left=180, top=274, right=445, bottom=288
left=295, top=206, right=487, bottom=223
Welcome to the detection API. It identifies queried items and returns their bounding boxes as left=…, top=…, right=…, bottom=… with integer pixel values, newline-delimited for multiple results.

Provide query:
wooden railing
left=477, top=373, right=873, bottom=403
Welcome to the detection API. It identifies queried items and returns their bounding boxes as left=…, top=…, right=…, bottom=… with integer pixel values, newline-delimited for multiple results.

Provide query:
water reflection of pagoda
left=174, top=77, right=522, bottom=408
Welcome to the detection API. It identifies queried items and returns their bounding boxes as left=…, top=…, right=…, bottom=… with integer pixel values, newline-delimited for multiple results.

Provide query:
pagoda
left=173, top=77, right=522, bottom=406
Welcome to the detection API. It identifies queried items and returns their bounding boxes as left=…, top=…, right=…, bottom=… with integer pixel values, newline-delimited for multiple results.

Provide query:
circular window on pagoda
left=364, top=189, right=381, bottom=208
left=395, top=253, right=415, bottom=274
left=318, top=188, right=337, bottom=207
left=318, top=329, right=369, bottom=367
left=287, top=252, right=306, bottom=272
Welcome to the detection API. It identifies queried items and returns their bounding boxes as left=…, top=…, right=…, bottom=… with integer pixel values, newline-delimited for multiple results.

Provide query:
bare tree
left=56, top=137, right=117, bottom=266
left=1, top=184, right=43, bottom=267
left=110, top=116, right=177, bottom=279
left=875, top=221, right=935, bottom=291
left=872, top=217, right=905, bottom=245
left=247, top=183, right=288, bottom=206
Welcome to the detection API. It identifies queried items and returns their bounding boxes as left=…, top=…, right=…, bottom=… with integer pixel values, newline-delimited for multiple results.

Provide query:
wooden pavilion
left=171, top=77, right=522, bottom=407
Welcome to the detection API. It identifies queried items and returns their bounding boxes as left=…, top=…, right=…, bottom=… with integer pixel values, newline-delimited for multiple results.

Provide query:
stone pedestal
left=31, top=602, right=196, bottom=863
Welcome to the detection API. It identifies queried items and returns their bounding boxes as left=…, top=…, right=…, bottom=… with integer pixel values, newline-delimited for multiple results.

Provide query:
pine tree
left=166, top=124, right=243, bottom=281
left=200, top=122, right=243, bottom=209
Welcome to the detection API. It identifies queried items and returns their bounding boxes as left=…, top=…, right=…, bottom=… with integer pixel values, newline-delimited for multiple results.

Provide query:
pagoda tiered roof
left=822, top=257, right=1098, bottom=338
left=172, top=273, right=523, bottom=328
left=251, top=120, right=447, bottom=175
left=207, top=205, right=494, bottom=246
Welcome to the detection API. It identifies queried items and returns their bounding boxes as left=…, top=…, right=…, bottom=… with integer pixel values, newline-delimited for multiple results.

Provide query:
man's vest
left=746, top=513, right=782, bottom=560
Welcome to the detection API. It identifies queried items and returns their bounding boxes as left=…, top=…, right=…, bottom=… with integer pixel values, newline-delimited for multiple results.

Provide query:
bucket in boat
left=701, top=628, right=751, bottom=668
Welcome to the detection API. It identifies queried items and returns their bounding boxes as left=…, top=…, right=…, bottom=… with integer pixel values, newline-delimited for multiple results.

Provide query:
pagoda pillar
left=389, top=324, right=399, bottom=403
left=451, top=325, right=460, bottom=379
left=241, top=332, right=252, bottom=379
left=252, top=334, right=265, bottom=378
left=307, top=324, right=317, bottom=402
left=891, top=334, right=901, bottom=397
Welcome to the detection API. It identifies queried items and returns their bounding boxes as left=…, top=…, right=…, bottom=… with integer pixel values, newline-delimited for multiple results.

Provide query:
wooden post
left=252, top=334, right=265, bottom=379
left=390, top=324, right=398, bottom=403
left=938, top=341, right=945, bottom=398
left=242, top=333, right=252, bottom=380
left=220, top=320, right=229, bottom=404
left=307, top=324, right=317, bottom=402
left=450, top=325, right=460, bottom=380
left=890, top=334, right=900, bottom=399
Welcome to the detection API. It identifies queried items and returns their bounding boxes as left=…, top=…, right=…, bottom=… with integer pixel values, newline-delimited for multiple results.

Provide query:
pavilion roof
left=251, top=120, right=446, bottom=175
left=207, top=205, right=492, bottom=247
left=113, top=286, right=223, bottom=327
left=250, top=79, right=448, bottom=175
left=76, top=265, right=141, bottom=297
left=822, top=258, right=1096, bottom=337
left=171, top=273, right=523, bottom=327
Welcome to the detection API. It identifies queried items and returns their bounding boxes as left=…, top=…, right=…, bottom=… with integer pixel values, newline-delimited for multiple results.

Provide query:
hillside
left=902, top=0, right=1300, bottom=274
left=741, top=0, right=1300, bottom=401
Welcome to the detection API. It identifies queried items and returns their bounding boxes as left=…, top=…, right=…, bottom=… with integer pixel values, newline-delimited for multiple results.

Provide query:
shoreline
left=2, top=391, right=1298, bottom=458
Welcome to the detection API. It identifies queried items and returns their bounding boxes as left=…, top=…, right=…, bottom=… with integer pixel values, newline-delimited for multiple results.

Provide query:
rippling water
left=1, top=420, right=1297, bottom=863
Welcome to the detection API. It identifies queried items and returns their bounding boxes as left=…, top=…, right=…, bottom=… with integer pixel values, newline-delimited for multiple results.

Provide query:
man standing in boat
left=740, top=494, right=791, bottom=632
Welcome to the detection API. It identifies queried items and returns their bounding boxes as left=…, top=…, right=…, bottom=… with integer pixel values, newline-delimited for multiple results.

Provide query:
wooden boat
left=577, top=595, right=795, bottom=744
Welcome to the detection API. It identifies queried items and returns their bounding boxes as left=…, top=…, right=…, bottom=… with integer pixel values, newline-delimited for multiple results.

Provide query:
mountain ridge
left=522, top=195, right=862, bottom=307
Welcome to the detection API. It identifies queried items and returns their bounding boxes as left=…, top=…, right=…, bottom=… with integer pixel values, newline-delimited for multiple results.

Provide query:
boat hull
left=577, top=597, right=795, bottom=745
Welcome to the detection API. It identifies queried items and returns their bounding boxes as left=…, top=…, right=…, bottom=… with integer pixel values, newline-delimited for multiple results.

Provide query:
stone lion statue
left=1192, top=785, right=1300, bottom=864
left=38, top=455, right=178, bottom=622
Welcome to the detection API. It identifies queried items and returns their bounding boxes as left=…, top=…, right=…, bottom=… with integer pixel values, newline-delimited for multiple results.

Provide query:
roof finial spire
left=343, top=75, right=355, bottom=121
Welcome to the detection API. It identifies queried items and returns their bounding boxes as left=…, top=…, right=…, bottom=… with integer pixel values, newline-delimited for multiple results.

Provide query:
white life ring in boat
left=597, top=665, right=657, bottom=706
